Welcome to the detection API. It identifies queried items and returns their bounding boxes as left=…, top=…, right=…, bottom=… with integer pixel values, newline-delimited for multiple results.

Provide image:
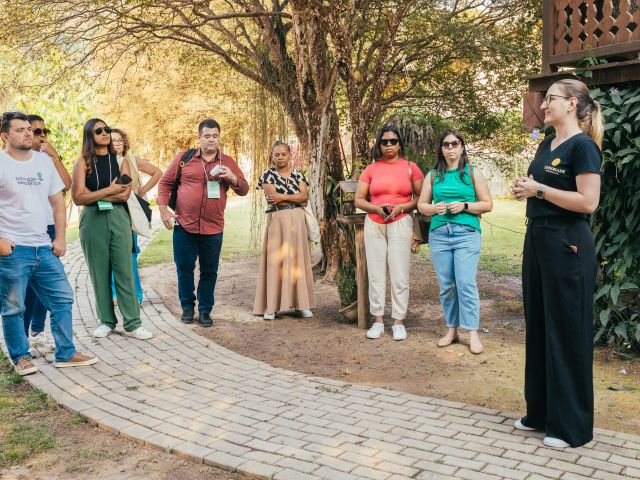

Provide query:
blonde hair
left=554, top=79, right=604, bottom=148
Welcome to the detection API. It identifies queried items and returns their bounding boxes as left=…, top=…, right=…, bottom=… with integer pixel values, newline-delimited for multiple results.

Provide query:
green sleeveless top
left=429, top=165, right=480, bottom=232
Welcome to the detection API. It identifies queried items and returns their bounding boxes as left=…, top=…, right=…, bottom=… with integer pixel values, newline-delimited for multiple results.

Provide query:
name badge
left=97, top=200, right=113, bottom=211
left=207, top=180, right=221, bottom=199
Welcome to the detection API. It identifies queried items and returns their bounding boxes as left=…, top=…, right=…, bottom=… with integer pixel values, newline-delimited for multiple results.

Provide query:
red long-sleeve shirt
left=157, top=149, right=249, bottom=234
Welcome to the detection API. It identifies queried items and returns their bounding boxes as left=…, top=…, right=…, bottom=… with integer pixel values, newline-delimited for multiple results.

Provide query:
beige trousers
left=364, top=214, right=413, bottom=320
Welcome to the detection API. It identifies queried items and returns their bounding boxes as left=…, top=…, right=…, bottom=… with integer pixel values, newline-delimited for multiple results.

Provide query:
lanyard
left=200, top=150, right=222, bottom=183
left=94, top=153, right=113, bottom=188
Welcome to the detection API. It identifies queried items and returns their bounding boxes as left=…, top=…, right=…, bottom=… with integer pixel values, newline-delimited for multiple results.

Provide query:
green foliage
left=0, top=48, right=94, bottom=172
left=590, top=83, right=640, bottom=353
left=336, top=262, right=357, bottom=307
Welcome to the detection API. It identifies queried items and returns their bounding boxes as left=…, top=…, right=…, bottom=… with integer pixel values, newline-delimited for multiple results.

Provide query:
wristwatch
left=464, top=203, right=468, bottom=211
left=536, top=185, right=546, bottom=200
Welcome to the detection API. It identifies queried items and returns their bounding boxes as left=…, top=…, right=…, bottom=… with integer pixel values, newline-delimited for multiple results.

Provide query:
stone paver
left=3, top=227, right=640, bottom=480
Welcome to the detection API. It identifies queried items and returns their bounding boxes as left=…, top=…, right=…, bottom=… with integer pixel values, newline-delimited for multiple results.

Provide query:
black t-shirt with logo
left=526, top=133, right=602, bottom=219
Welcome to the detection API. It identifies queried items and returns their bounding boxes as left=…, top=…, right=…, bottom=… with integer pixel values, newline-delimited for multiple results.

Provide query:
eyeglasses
left=111, top=139, right=124, bottom=144
left=94, top=126, right=112, bottom=135
left=380, top=138, right=400, bottom=146
left=543, top=94, right=571, bottom=104
left=442, top=140, right=461, bottom=149
left=33, top=128, right=51, bottom=137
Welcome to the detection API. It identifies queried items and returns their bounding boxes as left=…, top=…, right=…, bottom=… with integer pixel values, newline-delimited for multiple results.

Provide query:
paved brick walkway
left=3, top=235, right=640, bottom=480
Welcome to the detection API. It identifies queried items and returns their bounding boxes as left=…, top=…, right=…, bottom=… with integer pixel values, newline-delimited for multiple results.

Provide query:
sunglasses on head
left=33, top=128, right=51, bottom=137
left=380, top=138, right=400, bottom=146
left=94, top=126, right=112, bottom=136
left=442, top=140, right=461, bottom=149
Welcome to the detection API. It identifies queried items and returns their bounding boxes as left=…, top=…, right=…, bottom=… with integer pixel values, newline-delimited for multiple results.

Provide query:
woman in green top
left=417, top=130, right=493, bottom=354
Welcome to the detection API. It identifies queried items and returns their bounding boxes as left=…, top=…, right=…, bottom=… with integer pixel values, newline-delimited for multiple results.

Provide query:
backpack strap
left=175, top=148, right=197, bottom=187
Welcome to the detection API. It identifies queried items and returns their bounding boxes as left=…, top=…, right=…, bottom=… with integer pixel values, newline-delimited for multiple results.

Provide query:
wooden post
left=542, top=0, right=555, bottom=73
left=354, top=223, right=370, bottom=329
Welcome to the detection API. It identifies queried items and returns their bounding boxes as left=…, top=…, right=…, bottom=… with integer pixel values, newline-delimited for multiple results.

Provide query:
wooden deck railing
left=542, top=0, right=640, bottom=72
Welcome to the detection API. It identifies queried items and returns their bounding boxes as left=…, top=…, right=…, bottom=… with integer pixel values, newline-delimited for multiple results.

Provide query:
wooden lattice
left=553, top=0, right=640, bottom=55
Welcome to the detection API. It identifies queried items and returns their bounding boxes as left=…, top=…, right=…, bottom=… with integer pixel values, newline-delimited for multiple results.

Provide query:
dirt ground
left=142, top=255, right=640, bottom=436
left=0, top=381, right=244, bottom=480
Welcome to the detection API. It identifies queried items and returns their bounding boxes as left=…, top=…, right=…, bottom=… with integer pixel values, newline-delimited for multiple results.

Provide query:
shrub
left=590, top=83, right=640, bottom=353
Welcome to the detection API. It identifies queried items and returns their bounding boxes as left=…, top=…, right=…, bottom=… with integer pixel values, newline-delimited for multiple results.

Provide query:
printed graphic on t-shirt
left=15, top=171, right=45, bottom=186
left=544, top=157, right=567, bottom=176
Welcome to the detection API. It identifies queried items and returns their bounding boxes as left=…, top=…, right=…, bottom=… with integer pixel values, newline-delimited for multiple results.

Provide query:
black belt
left=266, top=204, right=301, bottom=214
left=527, top=216, right=586, bottom=226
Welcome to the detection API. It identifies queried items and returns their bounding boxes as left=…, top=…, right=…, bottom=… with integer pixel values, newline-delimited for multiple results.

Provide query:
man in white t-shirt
left=0, top=111, right=98, bottom=376
left=22, top=114, right=72, bottom=345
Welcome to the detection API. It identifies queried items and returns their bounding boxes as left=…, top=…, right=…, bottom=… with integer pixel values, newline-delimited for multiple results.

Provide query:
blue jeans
left=429, top=223, right=482, bottom=331
left=23, top=224, right=57, bottom=335
left=111, top=233, right=143, bottom=303
left=0, top=245, right=76, bottom=364
left=173, top=225, right=223, bottom=313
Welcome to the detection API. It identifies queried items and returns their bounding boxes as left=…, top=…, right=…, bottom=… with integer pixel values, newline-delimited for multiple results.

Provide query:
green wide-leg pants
left=79, top=204, right=141, bottom=331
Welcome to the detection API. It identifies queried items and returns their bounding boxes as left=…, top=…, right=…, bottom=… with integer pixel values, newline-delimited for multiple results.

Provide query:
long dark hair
left=433, top=129, right=470, bottom=184
left=373, top=125, right=405, bottom=161
left=81, top=118, right=110, bottom=177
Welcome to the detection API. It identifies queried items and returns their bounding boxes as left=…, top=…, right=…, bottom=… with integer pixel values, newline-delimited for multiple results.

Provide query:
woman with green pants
left=71, top=118, right=152, bottom=340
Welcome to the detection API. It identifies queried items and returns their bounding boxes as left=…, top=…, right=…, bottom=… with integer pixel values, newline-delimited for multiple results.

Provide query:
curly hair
left=110, top=128, right=130, bottom=156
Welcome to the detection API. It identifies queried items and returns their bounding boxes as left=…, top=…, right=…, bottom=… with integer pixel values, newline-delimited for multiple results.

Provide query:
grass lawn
left=140, top=198, right=527, bottom=276
left=66, top=223, right=79, bottom=244
left=138, top=200, right=258, bottom=268
left=0, top=352, right=57, bottom=466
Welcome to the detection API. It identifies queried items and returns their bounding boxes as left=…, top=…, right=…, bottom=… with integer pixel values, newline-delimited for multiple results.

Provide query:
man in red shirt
left=157, top=119, right=249, bottom=326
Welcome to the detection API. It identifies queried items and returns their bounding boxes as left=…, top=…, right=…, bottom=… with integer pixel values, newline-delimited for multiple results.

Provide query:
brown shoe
left=15, top=356, right=38, bottom=376
left=55, top=352, right=98, bottom=368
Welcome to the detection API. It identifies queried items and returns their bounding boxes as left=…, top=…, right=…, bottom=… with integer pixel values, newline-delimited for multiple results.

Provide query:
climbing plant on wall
left=590, top=83, right=640, bottom=353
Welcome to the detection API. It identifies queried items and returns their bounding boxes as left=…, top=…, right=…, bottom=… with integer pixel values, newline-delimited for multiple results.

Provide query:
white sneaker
left=515, top=418, right=537, bottom=431
left=125, top=327, right=153, bottom=340
left=392, top=324, right=407, bottom=341
left=263, top=312, right=276, bottom=321
left=543, top=437, right=570, bottom=449
left=92, top=324, right=114, bottom=338
left=367, top=323, right=384, bottom=339
left=296, top=309, right=314, bottom=318
left=30, top=331, right=53, bottom=348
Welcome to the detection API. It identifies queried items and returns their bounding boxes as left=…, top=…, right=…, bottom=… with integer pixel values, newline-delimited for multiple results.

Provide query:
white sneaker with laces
left=263, top=312, right=276, bottom=320
left=125, top=326, right=153, bottom=340
left=392, top=324, right=407, bottom=341
left=92, top=324, right=114, bottom=338
left=296, top=309, right=313, bottom=318
left=366, top=322, right=384, bottom=339
left=514, top=419, right=537, bottom=431
left=543, top=436, right=570, bottom=449
left=30, top=331, right=53, bottom=348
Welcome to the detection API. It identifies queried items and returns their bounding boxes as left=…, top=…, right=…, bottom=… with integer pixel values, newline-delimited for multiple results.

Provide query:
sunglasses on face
left=94, top=126, right=112, bottom=136
left=380, top=138, right=400, bottom=146
left=33, top=128, right=51, bottom=137
left=442, top=140, right=461, bottom=149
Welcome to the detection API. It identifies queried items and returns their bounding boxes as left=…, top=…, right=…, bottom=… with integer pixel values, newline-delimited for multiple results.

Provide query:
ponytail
left=586, top=99, right=603, bottom=149
left=554, top=79, right=604, bottom=148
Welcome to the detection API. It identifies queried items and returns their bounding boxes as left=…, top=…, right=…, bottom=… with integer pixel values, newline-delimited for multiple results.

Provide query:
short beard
left=14, top=144, right=32, bottom=151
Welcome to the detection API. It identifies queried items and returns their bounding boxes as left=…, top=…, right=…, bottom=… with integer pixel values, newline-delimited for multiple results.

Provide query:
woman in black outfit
left=511, top=78, right=603, bottom=448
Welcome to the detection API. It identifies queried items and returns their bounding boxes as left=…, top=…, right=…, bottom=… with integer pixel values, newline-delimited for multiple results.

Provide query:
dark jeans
left=173, top=225, right=223, bottom=313
left=23, top=224, right=57, bottom=335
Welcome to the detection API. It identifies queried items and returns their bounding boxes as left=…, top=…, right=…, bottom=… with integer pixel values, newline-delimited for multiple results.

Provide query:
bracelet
left=400, top=205, right=404, bottom=214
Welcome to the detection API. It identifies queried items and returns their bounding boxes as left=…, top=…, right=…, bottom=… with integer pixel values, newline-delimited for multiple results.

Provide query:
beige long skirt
left=253, top=208, right=316, bottom=314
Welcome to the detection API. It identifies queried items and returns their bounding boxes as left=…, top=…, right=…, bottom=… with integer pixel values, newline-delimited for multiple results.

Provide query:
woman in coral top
left=355, top=126, right=424, bottom=341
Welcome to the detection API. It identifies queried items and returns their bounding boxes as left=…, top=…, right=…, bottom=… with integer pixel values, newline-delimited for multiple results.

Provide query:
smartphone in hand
left=116, top=174, right=132, bottom=185
left=382, top=204, right=392, bottom=216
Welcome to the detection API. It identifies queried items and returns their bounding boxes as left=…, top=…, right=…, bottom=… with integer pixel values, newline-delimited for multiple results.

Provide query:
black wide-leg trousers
left=522, top=217, right=597, bottom=447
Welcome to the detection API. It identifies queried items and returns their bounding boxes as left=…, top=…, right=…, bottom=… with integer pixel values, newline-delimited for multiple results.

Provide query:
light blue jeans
left=429, top=223, right=481, bottom=331
left=111, top=233, right=143, bottom=304
left=0, top=245, right=76, bottom=364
